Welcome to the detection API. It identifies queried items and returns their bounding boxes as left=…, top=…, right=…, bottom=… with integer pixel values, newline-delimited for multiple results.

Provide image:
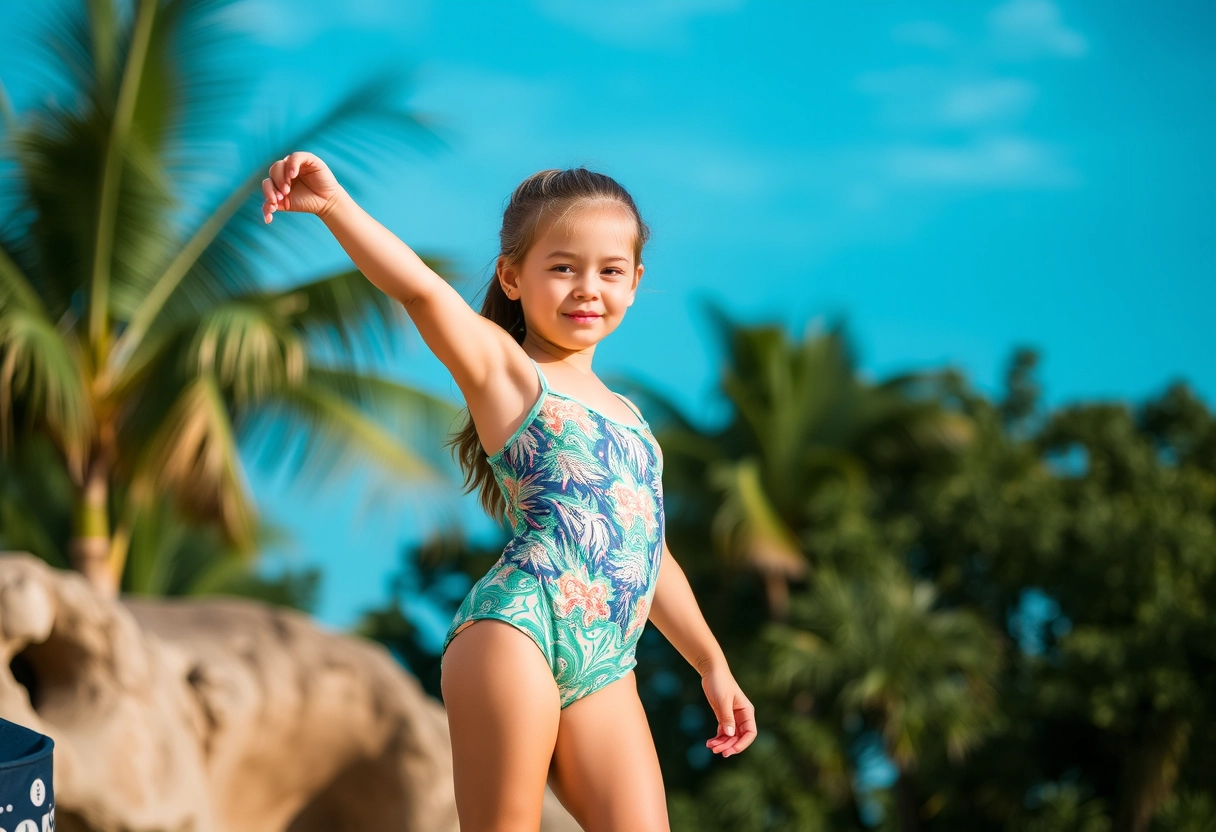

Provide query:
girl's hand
left=261, top=151, right=344, bottom=224
left=702, top=667, right=757, bottom=758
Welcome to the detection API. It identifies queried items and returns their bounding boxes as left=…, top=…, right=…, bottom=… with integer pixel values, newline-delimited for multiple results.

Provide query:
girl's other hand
left=702, top=667, right=757, bottom=758
left=261, top=151, right=343, bottom=224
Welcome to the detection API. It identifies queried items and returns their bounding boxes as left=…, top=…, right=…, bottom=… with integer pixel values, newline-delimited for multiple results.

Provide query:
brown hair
left=441, top=167, right=651, bottom=524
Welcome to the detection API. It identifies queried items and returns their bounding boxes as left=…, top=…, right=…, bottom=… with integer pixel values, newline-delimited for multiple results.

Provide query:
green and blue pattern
left=441, top=358, right=665, bottom=708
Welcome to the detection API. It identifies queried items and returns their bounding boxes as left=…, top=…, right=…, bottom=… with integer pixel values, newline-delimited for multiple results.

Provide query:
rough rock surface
left=0, top=553, right=581, bottom=832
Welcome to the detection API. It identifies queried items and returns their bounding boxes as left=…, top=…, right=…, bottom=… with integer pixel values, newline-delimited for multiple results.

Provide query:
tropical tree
left=898, top=356, right=1216, bottom=832
left=592, top=308, right=979, bottom=827
left=0, top=0, right=462, bottom=597
left=355, top=316, right=1216, bottom=829
left=630, top=300, right=972, bottom=621
left=766, top=564, right=1004, bottom=832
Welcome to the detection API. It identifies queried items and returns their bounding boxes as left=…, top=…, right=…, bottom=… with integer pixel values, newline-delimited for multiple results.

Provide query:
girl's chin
left=545, top=329, right=605, bottom=350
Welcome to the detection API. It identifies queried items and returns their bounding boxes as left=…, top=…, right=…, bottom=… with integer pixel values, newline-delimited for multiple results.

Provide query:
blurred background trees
left=0, top=0, right=462, bottom=600
left=361, top=309, right=1216, bottom=831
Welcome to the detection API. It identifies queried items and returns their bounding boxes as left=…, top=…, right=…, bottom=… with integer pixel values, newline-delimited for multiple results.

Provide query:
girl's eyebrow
left=545, top=250, right=629, bottom=263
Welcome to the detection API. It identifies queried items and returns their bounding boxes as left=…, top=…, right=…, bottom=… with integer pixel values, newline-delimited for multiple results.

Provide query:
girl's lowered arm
left=647, top=538, right=728, bottom=676
left=648, top=537, right=757, bottom=756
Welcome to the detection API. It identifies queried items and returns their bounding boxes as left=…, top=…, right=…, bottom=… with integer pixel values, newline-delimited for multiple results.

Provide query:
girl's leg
left=441, top=619, right=562, bottom=832
left=546, top=670, right=670, bottom=832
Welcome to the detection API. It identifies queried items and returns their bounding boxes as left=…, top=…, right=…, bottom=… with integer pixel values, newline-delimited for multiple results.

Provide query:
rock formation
left=0, top=553, right=580, bottom=832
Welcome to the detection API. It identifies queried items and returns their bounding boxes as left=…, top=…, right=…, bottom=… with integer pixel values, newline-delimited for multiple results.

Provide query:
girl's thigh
left=547, top=670, right=670, bottom=832
left=441, top=618, right=562, bottom=832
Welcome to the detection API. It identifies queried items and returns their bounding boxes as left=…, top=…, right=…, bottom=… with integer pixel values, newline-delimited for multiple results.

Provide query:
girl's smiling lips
left=564, top=311, right=602, bottom=324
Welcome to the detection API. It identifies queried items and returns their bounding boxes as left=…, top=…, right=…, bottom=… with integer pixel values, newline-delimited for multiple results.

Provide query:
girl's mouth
left=565, top=313, right=601, bottom=324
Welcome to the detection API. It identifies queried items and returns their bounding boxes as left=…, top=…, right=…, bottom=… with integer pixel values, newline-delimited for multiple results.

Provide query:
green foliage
left=0, top=0, right=462, bottom=594
left=0, top=428, right=319, bottom=612
left=363, top=310, right=1215, bottom=832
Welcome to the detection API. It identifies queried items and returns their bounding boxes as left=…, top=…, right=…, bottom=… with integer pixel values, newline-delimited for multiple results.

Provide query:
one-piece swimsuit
left=440, top=357, right=665, bottom=708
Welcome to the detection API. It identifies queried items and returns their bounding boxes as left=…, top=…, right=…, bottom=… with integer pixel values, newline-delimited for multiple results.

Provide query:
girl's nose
left=572, top=276, right=601, bottom=297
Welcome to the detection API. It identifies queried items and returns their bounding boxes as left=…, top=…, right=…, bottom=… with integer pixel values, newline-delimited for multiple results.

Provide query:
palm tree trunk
left=69, top=427, right=120, bottom=598
left=70, top=466, right=116, bottom=597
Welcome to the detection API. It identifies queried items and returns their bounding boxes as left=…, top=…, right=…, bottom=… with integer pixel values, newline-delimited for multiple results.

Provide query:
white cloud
left=885, top=137, right=1075, bottom=187
left=938, top=78, right=1036, bottom=124
left=854, top=3, right=1088, bottom=192
left=533, top=0, right=745, bottom=49
left=856, top=68, right=1036, bottom=128
left=988, top=0, right=1087, bottom=59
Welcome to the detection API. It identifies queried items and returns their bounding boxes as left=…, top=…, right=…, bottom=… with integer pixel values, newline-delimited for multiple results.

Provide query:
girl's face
left=500, top=203, right=644, bottom=354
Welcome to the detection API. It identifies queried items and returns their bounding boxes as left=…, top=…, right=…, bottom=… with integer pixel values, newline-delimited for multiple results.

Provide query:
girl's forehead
left=537, top=203, right=635, bottom=248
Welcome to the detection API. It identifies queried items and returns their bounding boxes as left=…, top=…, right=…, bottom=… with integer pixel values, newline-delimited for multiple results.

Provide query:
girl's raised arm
left=262, top=151, right=520, bottom=396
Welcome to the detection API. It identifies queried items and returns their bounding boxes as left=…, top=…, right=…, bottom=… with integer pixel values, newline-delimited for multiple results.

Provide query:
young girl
left=261, top=154, right=756, bottom=831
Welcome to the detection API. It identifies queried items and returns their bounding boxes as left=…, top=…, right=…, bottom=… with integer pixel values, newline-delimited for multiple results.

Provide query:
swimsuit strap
left=527, top=356, right=550, bottom=395
left=613, top=392, right=646, bottom=423
left=529, top=357, right=646, bottom=428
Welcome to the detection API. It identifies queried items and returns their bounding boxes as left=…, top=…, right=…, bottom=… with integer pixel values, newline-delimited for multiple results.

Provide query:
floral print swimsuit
left=441, top=357, right=665, bottom=708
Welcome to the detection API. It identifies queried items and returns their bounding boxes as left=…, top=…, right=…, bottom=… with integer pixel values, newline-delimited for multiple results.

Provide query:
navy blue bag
left=0, top=717, right=54, bottom=832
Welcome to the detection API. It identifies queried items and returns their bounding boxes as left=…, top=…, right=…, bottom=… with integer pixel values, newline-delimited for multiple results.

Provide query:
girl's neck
left=523, top=336, right=597, bottom=375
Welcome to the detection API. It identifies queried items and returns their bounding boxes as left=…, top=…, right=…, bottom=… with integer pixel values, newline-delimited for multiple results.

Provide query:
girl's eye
left=551, top=266, right=625, bottom=276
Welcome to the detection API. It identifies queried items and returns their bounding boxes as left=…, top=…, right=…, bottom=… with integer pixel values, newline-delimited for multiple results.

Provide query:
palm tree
left=628, top=300, right=973, bottom=620
left=0, top=0, right=462, bottom=598
left=767, top=564, right=1004, bottom=831
left=0, top=428, right=321, bottom=609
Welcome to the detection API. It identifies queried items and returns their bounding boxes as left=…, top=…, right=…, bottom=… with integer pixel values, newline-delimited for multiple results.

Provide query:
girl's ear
left=627, top=262, right=644, bottom=306
left=498, top=256, right=521, bottom=300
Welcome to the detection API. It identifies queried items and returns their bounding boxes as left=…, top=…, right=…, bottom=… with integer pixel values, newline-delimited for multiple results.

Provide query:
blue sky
left=3, top=1, right=1213, bottom=630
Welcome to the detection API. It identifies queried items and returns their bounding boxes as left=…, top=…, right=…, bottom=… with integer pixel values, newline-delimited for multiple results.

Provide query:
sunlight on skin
left=260, top=150, right=757, bottom=762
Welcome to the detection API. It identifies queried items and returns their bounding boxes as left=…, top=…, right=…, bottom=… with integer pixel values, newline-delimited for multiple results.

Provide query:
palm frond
left=190, top=299, right=307, bottom=407
left=236, top=380, right=451, bottom=494
left=6, top=105, right=113, bottom=318
left=88, top=0, right=159, bottom=353
left=131, top=372, right=259, bottom=552
left=111, top=291, right=460, bottom=496
left=302, top=364, right=463, bottom=472
left=123, top=485, right=295, bottom=596
left=0, top=433, right=73, bottom=568
left=0, top=306, right=93, bottom=471
left=769, top=564, right=1003, bottom=767
left=2, top=0, right=458, bottom=598
left=239, top=261, right=456, bottom=368
left=108, top=71, right=443, bottom=376
left=709, top=456, right=808, bottom=580
left=0, top=242, right=44, bottom=314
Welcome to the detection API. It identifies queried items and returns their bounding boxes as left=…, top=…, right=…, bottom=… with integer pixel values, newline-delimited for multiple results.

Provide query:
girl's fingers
left=269, top=159, right=288, bottom=192
left=706, top=697, right=756, bottom=757
left=284, top=152, right=300, bottom=192
left=721, top=707, right=757, bottom=757
left=261, top=177, right=279, bottom=205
